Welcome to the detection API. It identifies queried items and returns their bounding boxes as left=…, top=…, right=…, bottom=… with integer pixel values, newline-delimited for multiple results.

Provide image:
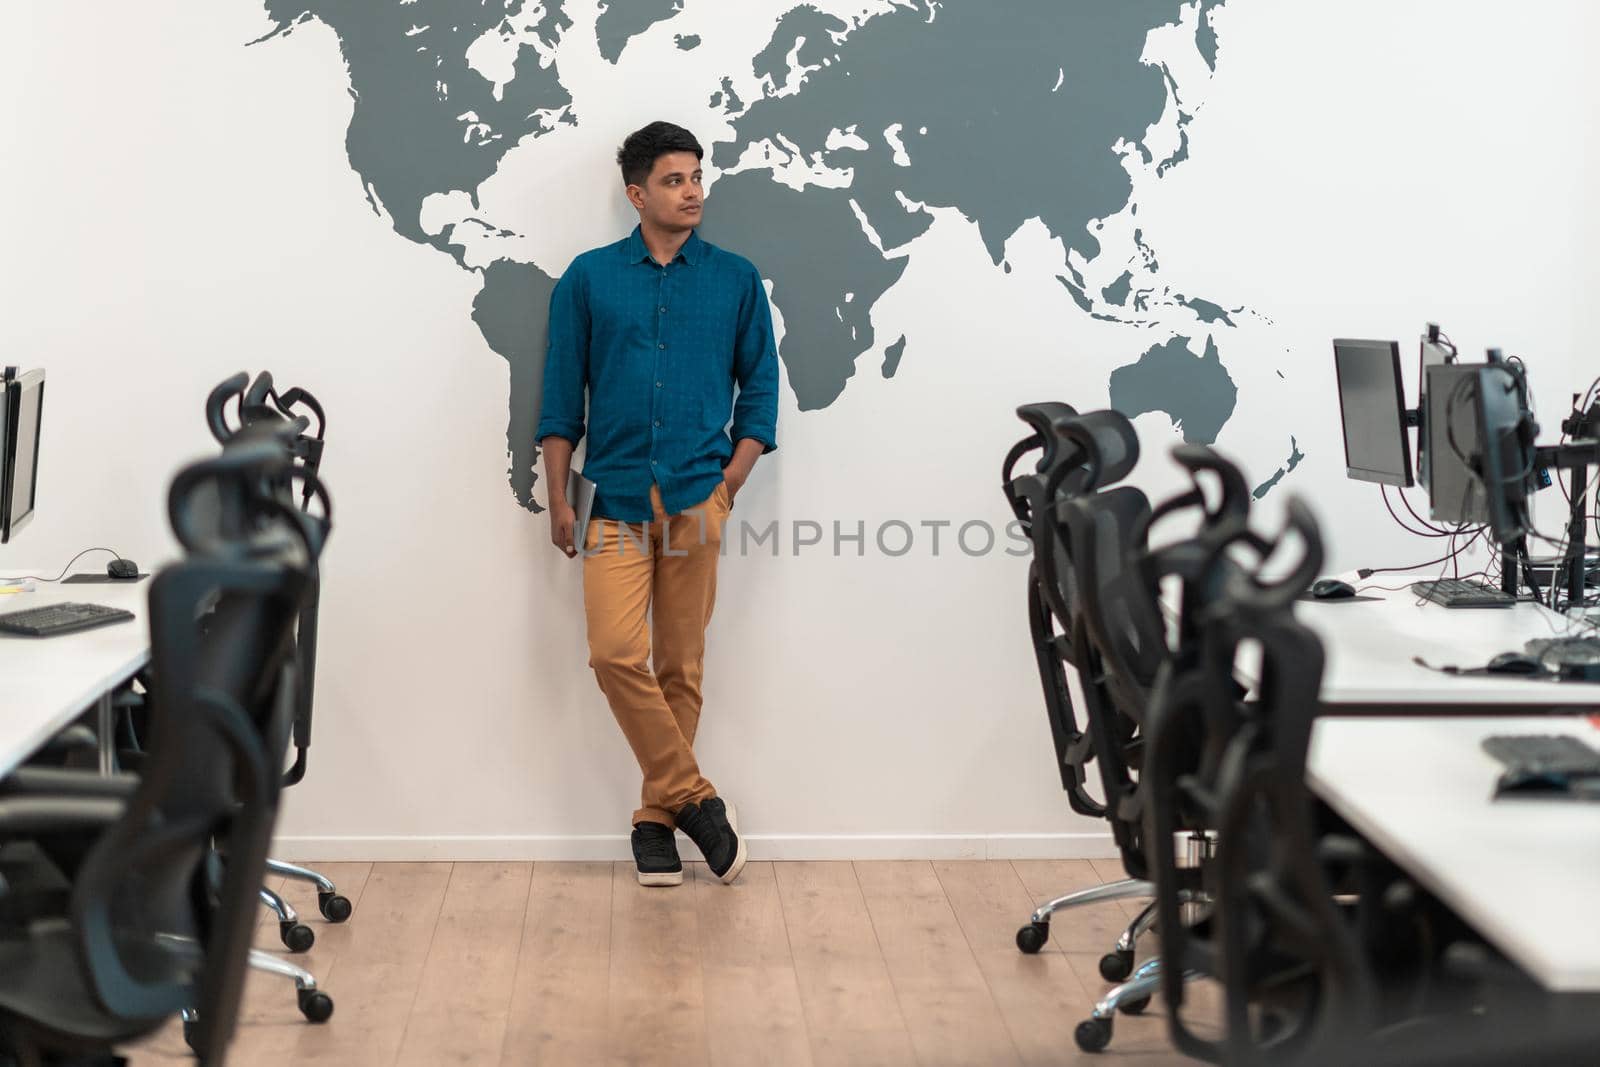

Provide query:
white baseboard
left=269, top=832, right=1120, bottom=863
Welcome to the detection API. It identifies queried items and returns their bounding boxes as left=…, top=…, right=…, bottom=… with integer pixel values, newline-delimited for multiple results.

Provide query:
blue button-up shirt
left=535, top=226, right=779, bottom=522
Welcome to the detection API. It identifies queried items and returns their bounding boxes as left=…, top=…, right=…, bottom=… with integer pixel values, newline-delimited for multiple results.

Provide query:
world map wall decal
left=255, top=0, right=1303, bottom=512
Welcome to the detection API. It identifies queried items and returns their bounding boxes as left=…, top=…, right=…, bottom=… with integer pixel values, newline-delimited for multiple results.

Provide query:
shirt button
left=651, top=459, right=658, bottom=465
left=658, top=342, right=666, bottom=350
left=655, top=380, right=663, bottom=389
left=659, top=306, right=667, bottom=313
left=653, top=419, right=662, bottom=427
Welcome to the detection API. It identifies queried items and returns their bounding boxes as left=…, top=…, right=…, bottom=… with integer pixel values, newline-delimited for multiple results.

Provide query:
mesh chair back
left=68, top=438, right=312, bottom=1063
left=1143, top=499, right=1378, bottom=1065
left=1005, top=405, right=1140, bottom=817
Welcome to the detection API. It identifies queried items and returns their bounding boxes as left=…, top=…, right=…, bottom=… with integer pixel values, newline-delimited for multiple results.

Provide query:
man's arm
left=541, top=436, right=578, bottom=557
left=725, top=266, right=779, bottom=499
left=536, top=267, right=589, bottom=557
left=722, top=437, right=766, bottom=499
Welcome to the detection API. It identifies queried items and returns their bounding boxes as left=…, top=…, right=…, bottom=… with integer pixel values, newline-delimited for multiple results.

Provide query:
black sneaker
left=674, top=797, right=747, bottom=885
left=631, top=821, right=683, bottom=887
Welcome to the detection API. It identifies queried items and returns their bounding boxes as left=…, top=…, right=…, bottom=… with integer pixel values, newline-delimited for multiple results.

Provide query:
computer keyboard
left=1482, top=734, right=1600, bottom=800
left=1524, top=636, right=1600, bottom=667
left=0, top=601, right=135, bottom=637
left=1483, top=734, right=1600, bottom=772
left=1411, top=578, right=1516, bottom=609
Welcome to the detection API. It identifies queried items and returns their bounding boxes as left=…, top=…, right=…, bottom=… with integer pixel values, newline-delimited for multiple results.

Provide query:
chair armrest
left=0, top=796, right=125, bottom=836
left=0, top=768, right=140, bottom=799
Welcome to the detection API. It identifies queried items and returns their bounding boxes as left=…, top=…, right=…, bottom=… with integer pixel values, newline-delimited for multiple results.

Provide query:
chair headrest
left=205, top=372, right=251, bottom=444
left=1012, top=402, right=1079, bottom=473
left=167, top=437, right=323, bottom=566
left=1045, top=409, right=1140, bottom=497
left=1194, top=495, right=1325, bottom=619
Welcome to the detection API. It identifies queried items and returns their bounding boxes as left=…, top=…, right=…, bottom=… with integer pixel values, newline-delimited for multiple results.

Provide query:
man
left=536, top=121, right=778, bottom=887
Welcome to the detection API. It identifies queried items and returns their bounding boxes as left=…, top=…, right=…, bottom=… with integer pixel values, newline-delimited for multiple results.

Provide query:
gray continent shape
left=708, top=0, right=1212, bottom=412
left=1250, top=436, right=1305, bottom=499
left=1108, top=335, right=1237, bottom=446
left=595, top=0, right=683, bottom=64
left=473, top=261, right=559, bottom=510
left=258, top=1, right=572, bottom=248
left=260, top=0, right=573, bottom=511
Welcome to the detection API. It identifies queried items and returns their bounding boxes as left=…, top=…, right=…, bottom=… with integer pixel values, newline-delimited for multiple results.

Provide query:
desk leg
left=97, top=693, right=114, bottom=776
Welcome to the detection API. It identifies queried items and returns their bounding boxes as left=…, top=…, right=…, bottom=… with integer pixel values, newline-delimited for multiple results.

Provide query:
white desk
left=1293, top=588, right=1600, bottom=708
left=1307, top=714, right=1600, bottom=991
left=0, top=578, right=152, bottom=774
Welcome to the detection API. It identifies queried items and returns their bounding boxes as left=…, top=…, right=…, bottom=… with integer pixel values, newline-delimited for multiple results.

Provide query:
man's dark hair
left=617, top=121, right=704, bottom=187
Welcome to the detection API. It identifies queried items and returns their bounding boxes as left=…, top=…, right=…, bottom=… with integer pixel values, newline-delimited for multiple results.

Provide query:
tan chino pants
left=582, top=481, right=731, bottom=827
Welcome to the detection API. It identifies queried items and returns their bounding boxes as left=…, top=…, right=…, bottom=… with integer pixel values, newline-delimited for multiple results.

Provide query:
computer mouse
left=1485, top=652, right=1543, bottom=675
left=106, top=558, right=139, bottom=580
left=1310, top=579, right=1357, bottom=600
left=1494, top=767, right=1570, bottom=795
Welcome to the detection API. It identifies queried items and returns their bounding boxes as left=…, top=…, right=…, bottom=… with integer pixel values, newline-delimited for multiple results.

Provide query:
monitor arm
left=1515, top=439, right=1600, bottom=607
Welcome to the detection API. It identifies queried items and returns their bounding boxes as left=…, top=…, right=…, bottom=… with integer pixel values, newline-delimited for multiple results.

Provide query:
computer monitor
left=1416, top=333, right=1453, bottom=484
left=0, top=368, right=44, bottom=544
left=1333, top=339, right=1413, bottom=487
left=1474, top=363, right=1536, bottom=543
left=1425, top=363, right=1490, bottom=525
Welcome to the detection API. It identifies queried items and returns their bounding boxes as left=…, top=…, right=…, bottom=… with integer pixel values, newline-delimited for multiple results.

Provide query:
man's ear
left=625, top=183, right=646, bottom=211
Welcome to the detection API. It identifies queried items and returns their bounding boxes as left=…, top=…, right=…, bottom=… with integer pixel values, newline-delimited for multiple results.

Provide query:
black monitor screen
left=1475, top=364, right=1533, bottom=543
left=1416, top=335, right=1452, bottom=484
left=1, top=370, right=43, bottom=544
left=1425, top=363, right=1489, bottom=526
left=1333, top=339, right=1413, bottom=487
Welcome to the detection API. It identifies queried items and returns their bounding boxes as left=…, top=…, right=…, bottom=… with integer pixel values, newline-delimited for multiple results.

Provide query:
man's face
left=628, top=151, right=703, bottom=232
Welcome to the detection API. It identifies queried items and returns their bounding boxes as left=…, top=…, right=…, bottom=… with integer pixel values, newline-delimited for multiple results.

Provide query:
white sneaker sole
left=637, top=869, right=684, bottom=887
left=717, top=801, right=748, bottom=885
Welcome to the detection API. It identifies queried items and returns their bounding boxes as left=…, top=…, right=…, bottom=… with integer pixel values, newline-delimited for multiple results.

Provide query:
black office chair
left=202, top=373, right=351, bottom=949
left=0, top=439, right=317, bottom=1064
left=1019, top=442, right=1264, bottom=1050
left=1006, top=405, right=1162, bottom=961
left=1044, top=446, right=1166, bottom=1011
left=1003, top=402, right=1100, bottom=822
left=1138, top=498, right=1600, bottom=1065
left=114, top=382, right=334, bottom=952
left=31, top=432, right=341, bottom=1033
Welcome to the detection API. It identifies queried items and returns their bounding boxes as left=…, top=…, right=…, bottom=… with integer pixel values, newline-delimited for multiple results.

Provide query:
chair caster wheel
left=1099, top=948, right=1134, bottom=981
left=1119, top=995, right=1150, bottom=1015
left=280, top=919, right=315, bottom=953
left=1015, top=921, right=1049, bottom=954
left=183, top=1018, right=199, bottom=1054
left=298, top=989, right=334, bottom=1023
left=1075, top=1016, right=1112, bottom=1053
left=318, top=891, right=353, bottom=922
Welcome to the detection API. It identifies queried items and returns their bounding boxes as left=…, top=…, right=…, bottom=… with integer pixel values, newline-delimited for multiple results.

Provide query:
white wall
left=2, top=1, right=1595, bottom=860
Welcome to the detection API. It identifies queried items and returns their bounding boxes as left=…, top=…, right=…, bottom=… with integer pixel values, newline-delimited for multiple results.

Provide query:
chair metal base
left=156, top=933, right=336, bottom=1039
left=266, top=858, right=354, bottom=922
left=267, top=858, right=335, bottom=894
left=243, top=946, right=335, bottom=1022
left=1015, top=877, right=1154, bottom=955
left=259, top=885, right=315, bottom=952
left=1075, top=958, right=1203, bottom=1053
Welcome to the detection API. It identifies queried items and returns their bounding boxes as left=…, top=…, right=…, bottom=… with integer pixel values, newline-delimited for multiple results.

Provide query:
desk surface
left=1307, top=714, right=1600, bottom=992
left=1294, top=588, right=1600, bottom=706
left=0, top=578, right=151, bottom=773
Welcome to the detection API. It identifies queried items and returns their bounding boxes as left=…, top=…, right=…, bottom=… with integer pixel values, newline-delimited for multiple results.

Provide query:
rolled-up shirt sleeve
left=729, top=266, right=778, bottom=454
left=535, top=265, right=588, bottom=446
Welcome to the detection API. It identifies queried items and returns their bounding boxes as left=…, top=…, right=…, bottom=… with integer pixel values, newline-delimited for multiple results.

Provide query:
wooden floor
left=127, top=860, right=1206, bottom=1066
